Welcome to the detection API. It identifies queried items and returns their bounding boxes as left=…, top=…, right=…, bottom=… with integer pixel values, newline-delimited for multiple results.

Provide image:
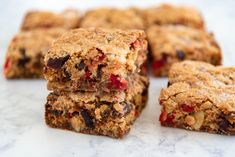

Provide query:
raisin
left=181, top=104, right=194, bottom=113
left=81, top=110, right=94, bottom=128
left=18, top=48, right=30, bottom=67
left=123, top=103, right=132, bottom=115
left=50, top=110, right=63, bottom=116
left=176, top=50, right=185, bottom=60
left=97, top=65, right=104, bottom=79
left=167, top=81, right=171, bottom=87
left=109, top=74, right=128, bottom=90
left=62, top=69, right=71, bottom=82
left=219, top=119, right=229, bottom=131
left=47, top=55, right=70, bottom=69
left=19, top=48, right=26, bottom=55
left=18, top=56, right=30, bottom=67
left=76, top=60, right=85, bottom=70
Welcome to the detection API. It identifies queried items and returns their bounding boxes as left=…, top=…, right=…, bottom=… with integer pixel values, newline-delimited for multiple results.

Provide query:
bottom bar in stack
left=45, top=74, right=148, bottom=138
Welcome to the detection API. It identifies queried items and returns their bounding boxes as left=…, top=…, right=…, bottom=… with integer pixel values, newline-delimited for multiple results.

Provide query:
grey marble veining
left=0, top=0, right=235, bottom=157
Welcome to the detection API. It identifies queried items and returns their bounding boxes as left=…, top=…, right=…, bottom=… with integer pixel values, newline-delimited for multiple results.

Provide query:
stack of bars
left=43, top=28, right=149, bottom=138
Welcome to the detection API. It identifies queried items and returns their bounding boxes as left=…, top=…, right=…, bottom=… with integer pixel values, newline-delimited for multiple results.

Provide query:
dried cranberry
left=152, top=59, right=165, bottom=70
left=131, top=39, right=141, bottom=49
left=4, top=57, right=10, bottom=71
left=109, top=74, right=128, bottom=90
left=159, top=111, right=167, bottom=122
left=47, top=55, right=70, bottom=69
left=159, top=112, right=175, bottom=126
left=81, top=110, right=94, bottom=128
left=181, top=104, right=194, bottom=113
left=176, top=50, right=185, bottom=60
left=152, top=54, right=167, bottom=70
left=92, top=49, right=105, bottom=65
left=98, top=53, right=105, bottom=62
left=84, top=71, right=92, bottom=80
left=140, top=62, right=148, bottom=75
left=164, top=115, right=175, bottom=126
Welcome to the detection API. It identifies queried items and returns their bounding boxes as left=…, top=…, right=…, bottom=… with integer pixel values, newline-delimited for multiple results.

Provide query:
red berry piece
left=152, top=59, right=165, bottom=70
left=4, top=57, right=10, bottom=72
left=84, top=71, right=92, bottom=80
left=181, top=104, right=194, bottom=113
left=159, top=111, right=167, bottom=122
left=3, top=58, right=10, bottom=73
left=109, top=74, right=128, bottom=90
left=131, top=39, right=141, bottom=49
left=140, top=62, right=148, bottom=75
left=159, top=111, right=175, bottom=126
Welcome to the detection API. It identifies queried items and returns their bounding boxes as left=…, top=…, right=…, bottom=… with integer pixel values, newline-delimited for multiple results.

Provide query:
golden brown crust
left=144, top=4, right=204, bottom=29
left=80, top=8, right=144, bottom=30
left=21, top=9, right=80, bottom=30
left=147, top=25, right=222, bottom=76
left=44, top=28, right=148, bottom=92
left=4, top=28, right=67, bottom=78
left=159, top=61, right=235, bottom=135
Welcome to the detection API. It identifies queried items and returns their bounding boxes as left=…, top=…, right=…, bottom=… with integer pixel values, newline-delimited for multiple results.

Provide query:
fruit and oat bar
left=80, top=8, right=144, bottom=30
left=147, top=25, right=222, bottom=77
left=45, top=74, right=149, bottom=138
left=4, top=28, right=66, bottom=79
left=21, top=9, right=80, bottom=30
left=44, top=28, right=148, bottom=92
left=144, top=4, right=204, bottom=29
left=159, top=61, right=235, bottom=135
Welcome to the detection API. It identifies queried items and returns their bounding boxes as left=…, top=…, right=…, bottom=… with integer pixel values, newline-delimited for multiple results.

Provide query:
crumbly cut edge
left=45, top=85, right=148, bottom=138
left=159, top=82, right=235, bottom=135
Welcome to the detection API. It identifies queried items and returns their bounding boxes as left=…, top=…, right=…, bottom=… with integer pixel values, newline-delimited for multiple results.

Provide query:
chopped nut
left=185, top=115, right=195, bottom=126
left=192, top=111, right=204, bottom=130
left=70, top=116, right=84, bottom=132
left=113, top=103, right=124, bottom=113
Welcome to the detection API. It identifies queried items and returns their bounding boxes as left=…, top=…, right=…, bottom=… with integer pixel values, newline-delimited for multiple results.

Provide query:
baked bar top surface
left=44, top=28, right=147, bottom=91
left=147, top=25, right=221, bottom=63
left=6, top=28, right=67, bottom=58
left=144, top=4, right=204, bottom=29
left=4, top=28, right=67, bottom=78
left=45, top=27, right=146, bottom=59
left=162, top=61, right=235, bottom=113
left=21, top=9, right=80, bottom=30
left=80, top=8, right=144, bottom=30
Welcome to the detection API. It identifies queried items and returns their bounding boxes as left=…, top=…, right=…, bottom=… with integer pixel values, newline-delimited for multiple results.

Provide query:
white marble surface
left=1, top=0, right=235, bottom=157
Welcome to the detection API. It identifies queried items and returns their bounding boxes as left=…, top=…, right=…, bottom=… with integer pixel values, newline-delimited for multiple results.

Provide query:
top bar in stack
left=44, top=28, right=148, bottom=92
left=21, top=9, right=80, bottom=30
left=144, top=4, right=204, bottom=29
